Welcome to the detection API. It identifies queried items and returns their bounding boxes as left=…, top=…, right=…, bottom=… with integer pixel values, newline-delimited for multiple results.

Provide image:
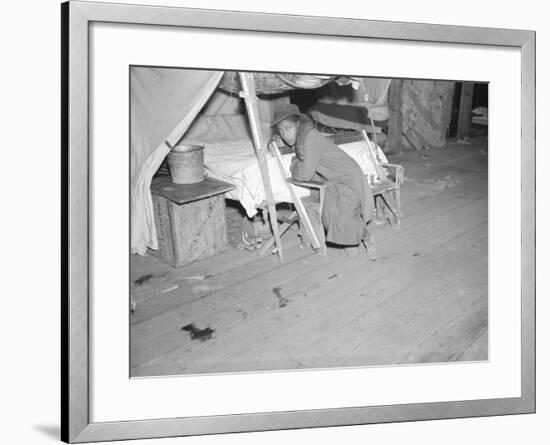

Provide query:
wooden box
left=150, top=176, right=235, bottom=267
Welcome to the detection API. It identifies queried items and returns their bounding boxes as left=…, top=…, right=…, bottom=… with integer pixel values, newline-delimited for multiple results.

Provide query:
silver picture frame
left=61, top=1, right=535, bottom=442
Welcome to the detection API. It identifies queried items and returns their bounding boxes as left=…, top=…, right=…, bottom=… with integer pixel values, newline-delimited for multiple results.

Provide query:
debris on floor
left=134, top=274, right=154, bottom=286
left=181, top=323, right=215, bottom=341
left=272, top=286, right=289, bottom=308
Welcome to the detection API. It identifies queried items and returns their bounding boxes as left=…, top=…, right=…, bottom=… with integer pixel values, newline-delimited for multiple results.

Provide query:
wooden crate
left=149, top=176, right=235, bottom=267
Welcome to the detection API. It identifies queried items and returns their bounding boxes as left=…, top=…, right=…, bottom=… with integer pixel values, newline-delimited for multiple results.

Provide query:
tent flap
left=130, top=68, right=223, bottom=255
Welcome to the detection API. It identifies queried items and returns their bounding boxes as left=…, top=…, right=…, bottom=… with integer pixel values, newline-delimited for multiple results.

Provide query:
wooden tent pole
left=239, top=72, right=284, bottom=262
left=361, top=129, right=388, bottom=181
left=269, top=142, right=322, bottom=251
left=387, top=79, right=404, bottom=154
left=456, top=82, right=474, bottom=140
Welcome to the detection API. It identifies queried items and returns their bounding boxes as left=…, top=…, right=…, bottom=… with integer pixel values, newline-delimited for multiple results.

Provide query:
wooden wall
left=387, top=80, right=455, bottom=153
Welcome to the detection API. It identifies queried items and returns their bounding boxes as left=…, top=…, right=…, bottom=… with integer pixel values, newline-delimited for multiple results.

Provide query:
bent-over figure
left=272, top=103, right=376, bottom=258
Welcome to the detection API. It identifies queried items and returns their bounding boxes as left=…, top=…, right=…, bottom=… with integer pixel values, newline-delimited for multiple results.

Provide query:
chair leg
left=258, top=217, right=297, bottom=256
left=301, top=199, right=327, bottom=256
left=379, top=192, right=401, bottom=230
left=391, top=189, right=402, bottom=230
left=297, top=220, right=308, bottom=250
left=392, top=189, right=402, bottom=217
left=374, top=195, right=388, bottom=224
left=316, top=222, right=327, bottom=256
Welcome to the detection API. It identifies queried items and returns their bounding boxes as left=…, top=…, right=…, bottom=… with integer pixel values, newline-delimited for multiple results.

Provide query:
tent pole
left=239, top=72, right=284, bottom=262
left=269, top=141, right=323, bottom=252
left=361, top=129, right=388, bottom=181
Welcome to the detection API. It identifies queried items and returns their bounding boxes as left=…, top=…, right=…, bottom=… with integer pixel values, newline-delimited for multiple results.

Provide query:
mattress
left=203, top=140, right=388, bottom=218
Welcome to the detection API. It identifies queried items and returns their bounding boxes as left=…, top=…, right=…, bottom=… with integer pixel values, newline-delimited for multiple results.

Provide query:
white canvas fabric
left=202, top=138, right=387, bottom=217
left=130, top=67, right=223, bottom=254
left=200, top=90, right=242, bottom=116
left=361, top=78, right=391, bottom=121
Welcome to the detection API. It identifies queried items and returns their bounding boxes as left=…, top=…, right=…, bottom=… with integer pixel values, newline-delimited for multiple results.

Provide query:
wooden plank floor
left=130, top=139, right=488, bottom=377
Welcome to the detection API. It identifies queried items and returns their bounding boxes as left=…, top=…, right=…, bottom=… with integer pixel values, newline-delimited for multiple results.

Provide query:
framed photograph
left=62, top=0, right=535, bottom=442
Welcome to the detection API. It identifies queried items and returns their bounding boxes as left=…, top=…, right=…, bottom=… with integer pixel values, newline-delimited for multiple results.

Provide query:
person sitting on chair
left=272, top=103, right=376, bottom=259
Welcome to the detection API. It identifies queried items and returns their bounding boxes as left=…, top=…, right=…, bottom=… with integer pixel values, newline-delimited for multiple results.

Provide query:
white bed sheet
left=204, top=140, right=388, bottom=217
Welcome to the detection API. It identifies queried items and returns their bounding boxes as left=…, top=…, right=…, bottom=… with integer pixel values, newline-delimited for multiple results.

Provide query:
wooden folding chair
left=256, top=144, right=327, bottom=257
left=286, top=131, right=404, bottom=254
left=286, top=178, right=327, bottom=256
left=329, top=130, right=404, bottom=230
left=260, top=130, right=404, bottom=256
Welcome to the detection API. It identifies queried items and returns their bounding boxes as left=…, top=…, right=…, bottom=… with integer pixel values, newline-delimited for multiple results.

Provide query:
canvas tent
left=130, top=69, right=355, bottom=255
left=131, top=69, right=387, bottom=256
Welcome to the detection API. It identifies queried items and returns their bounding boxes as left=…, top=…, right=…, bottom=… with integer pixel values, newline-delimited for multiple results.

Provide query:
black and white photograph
left=129, top=68, right=489, bottom=377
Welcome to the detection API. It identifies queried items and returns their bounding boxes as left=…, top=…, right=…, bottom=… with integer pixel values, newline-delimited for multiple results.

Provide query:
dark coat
left=290, top=119, right=374, bottom=246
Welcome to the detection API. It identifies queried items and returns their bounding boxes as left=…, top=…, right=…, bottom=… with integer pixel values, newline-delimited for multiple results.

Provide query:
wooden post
left=239, top=72, right=284, bottom=262
left=386, top=79, right=404, bottom=154
left=457, top=81, right=474, bottom=140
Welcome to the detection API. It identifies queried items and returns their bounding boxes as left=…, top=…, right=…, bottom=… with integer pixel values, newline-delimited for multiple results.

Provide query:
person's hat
left=272, top=103, right=301, bottom=127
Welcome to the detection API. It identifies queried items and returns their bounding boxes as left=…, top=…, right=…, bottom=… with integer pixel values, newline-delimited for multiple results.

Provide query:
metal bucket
left=166, top=144, right=205, bottom=184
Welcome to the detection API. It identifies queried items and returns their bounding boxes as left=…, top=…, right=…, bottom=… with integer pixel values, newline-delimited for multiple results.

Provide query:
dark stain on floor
left=134, top=274, right=154, bottom=286
left=272, top=286, right=288, bottom=308
left=181, top=323, right=215, bottom=341
left=237, top=309, right=248, bottom=319
left=328, top=274, right=338, bottom=280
